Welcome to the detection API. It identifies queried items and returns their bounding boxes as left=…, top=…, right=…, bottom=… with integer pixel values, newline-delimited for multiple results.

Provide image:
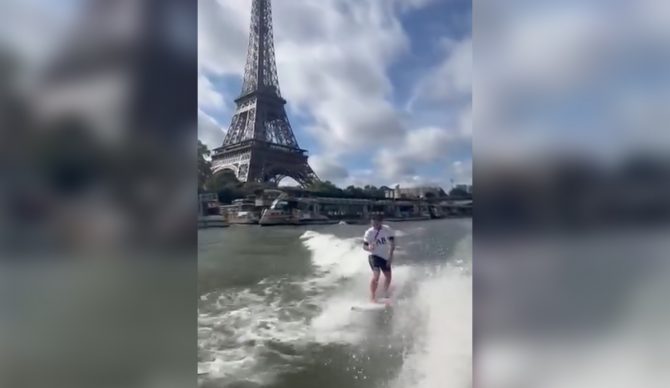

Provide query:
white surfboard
left=351, top=298, right=392, bottom=312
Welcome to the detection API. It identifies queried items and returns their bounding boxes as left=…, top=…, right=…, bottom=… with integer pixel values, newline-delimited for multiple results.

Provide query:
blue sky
left=199, top=0, right=472, bottom=188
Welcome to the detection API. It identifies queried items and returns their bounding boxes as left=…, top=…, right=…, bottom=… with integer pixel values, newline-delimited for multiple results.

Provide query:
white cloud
left=372, top=101, right=472, bottom=186
left=449, top=159, right=472, bottom=185
left=198, top=110, right=225, bottom=151
left=477, top=1, right=670, bottom=163
left=0, top=0, right=75, bottom=73
left=393, top=176, right=445, bottom=189
left=198, top=0, right=472, bottom=186
left=394, top=0, right=440, bottom=12
left=405, top=127, right=459, bottom=162
left=309, top=154, right=349, bottom=182
left=198, top=0, right=411, bottom=153
left=373, top=33, right=473, bottom=186
left=496, top=5, right=608, bottom=92
left=197, top=0, right=249, bottom=76
left=344, top=169, right=378, bottom=187
left=273, top=0, right=412, bottom=152
left=409, top=36, right=472, bottom=108
left=278, top=177, right=300, bottom=187
left=198, top=75, right=225, bottom=110
left=460, top=104, right=472, bottom=137
left=375, top=126, right=463, bottom=181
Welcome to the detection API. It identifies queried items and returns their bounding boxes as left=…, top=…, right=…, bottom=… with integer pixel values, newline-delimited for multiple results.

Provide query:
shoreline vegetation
left=198, top=141, right=472, bottom=205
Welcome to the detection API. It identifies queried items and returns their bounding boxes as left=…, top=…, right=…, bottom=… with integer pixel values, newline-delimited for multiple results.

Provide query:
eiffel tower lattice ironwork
left=211, top=0, right=319, bottom=187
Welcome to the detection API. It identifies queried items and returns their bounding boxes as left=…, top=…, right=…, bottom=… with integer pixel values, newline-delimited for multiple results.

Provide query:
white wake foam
left=391, top=235, right=473, bottom=388
left=300, top=230, right=368, bottom=284
left=198, top=286, right=310, bottom=384
left=199, top=228, right=471, bottom=387
left=300, top=230, right=414, bottom=344
left=199, top=230, right=381, bottom=383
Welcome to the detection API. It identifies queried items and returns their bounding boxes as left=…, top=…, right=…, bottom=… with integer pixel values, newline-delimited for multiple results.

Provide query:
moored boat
left=220, top=199, right=261, bottom=224
left=259, top=197, right=337, bottom=226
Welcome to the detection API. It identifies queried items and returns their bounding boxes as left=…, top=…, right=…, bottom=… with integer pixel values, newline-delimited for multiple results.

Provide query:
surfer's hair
left=371, top=214, right=384, bottom=222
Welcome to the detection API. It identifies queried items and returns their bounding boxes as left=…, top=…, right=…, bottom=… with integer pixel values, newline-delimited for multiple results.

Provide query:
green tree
left=207, top=169, right=238, bottom=192
left=343, top=185, right=365, bottom=198
left=307, top=180, right=343, bottom=197
left=305, top=181, right=391, bottom=199
left=205, top=169, right=239, bottom=204
left=216, top=185, right=244, bottom=204
left=363, top=185, right=386, bottom=198
left=206, top=169, right=276, bottom=204
left=448, top=187, right=470, bottom=199
left=198, top=141, right=212, bottom=192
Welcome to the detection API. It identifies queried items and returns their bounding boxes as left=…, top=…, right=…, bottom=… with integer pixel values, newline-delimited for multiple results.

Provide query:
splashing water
left=198, top=220, right=472, bottom=387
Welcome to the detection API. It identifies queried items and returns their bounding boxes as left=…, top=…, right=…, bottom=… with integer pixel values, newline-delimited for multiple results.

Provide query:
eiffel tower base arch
left=212, top=140, right=317, bottom=188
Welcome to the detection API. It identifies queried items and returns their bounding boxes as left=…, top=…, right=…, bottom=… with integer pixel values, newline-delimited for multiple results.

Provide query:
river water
left=198, top=218, right=472, bottom=388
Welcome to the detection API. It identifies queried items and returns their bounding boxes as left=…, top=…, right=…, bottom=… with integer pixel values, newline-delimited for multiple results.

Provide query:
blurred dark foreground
left=1, top=1, right=197, bottom=387
left=475, top=1, right=670, bottom=387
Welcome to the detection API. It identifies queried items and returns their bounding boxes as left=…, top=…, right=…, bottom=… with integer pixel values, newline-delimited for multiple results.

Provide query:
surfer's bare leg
left=370, top=269, right=380, bottom=301
left=382, top=269, right=392, bottom=298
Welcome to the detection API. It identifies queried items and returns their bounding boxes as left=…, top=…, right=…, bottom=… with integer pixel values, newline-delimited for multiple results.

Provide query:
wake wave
left=198, top=283, right=312, bottom=384
left=300, top=230, right=415, bottom=344
left=300, top=230, right=369, bottom=284
left=391, top=234, right=473, bottom=388
left=198, top=231, right=375, bottom=383
left=198, top=228, right=471, bottom=387
left=302, top=230, right=472, bottom=386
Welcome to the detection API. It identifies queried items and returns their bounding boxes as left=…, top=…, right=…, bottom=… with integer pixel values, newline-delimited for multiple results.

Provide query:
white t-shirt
left=363, top=225, right=395, bottom=260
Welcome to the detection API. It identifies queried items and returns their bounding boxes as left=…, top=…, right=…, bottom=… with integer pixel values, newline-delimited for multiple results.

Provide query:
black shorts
left=368, top=255, right=391, bottom=272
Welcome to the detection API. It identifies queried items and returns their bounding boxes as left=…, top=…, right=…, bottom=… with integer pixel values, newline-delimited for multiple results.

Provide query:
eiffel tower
left=211, top=0, right=319, bottom=187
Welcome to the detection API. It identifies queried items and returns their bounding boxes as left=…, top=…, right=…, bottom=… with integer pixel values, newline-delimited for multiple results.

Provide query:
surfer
left=363, top=214, right=395, bottom=303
